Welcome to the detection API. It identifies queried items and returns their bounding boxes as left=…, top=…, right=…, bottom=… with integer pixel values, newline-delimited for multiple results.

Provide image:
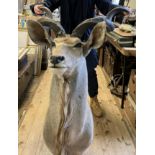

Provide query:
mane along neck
left=55, top=60, right=88, bottom=152
left=56, top=77, right=71, bottom=153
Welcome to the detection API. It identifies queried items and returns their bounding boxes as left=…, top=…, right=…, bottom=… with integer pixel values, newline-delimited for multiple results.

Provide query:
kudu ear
left=83, top=21, right=106, bottom=56
left=27, top=20, right=51, bottom=45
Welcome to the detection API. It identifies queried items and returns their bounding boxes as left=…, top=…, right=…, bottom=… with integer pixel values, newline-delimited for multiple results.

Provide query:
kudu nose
left=50, top=56, right=65, bottom=65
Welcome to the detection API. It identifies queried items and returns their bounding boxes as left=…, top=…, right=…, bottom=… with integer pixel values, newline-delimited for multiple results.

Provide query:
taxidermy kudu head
left=27, top=6, right=130, bottom=78
left=26, top=6, right=130, bottom=155
left=27, top=18, right=107, bottom=78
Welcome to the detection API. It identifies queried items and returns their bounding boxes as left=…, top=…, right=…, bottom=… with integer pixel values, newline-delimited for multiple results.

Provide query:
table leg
left=121, top=56, right=126, bottom=109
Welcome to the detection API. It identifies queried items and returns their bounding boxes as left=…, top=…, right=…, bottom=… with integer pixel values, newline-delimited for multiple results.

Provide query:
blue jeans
left=86, top=49, right=99, bottom=97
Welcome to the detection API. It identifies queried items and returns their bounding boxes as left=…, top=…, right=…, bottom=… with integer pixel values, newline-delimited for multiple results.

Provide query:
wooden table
left=105, top=32, right=136, bottom=108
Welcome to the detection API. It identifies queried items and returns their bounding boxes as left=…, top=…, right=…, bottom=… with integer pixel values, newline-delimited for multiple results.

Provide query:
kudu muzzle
left=50, top=56, right=65, bottom=65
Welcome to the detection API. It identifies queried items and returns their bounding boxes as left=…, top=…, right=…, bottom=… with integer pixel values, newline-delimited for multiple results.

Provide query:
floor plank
left=18, top=66, right=136, bottom=155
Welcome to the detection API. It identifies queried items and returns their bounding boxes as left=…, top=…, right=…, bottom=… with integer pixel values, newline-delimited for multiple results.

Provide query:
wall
left=124, top=0, right=136, bottom=9
left=112, top=0, right=136, bottom=9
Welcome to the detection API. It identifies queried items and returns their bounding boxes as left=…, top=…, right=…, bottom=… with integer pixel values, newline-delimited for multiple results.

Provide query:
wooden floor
left=18, top=66, right=136, bottom=155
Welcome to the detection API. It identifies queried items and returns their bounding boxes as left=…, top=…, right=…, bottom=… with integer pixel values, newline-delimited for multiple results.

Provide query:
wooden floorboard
left=18, top=66, right=136, bottom=155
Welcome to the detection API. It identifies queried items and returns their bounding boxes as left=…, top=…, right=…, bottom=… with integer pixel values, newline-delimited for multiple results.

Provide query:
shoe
left=90, top=96, right=103, bottom=117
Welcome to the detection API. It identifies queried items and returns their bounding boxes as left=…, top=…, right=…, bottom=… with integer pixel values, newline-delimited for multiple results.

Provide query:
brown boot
left=90, top=96, right=103, bottom=117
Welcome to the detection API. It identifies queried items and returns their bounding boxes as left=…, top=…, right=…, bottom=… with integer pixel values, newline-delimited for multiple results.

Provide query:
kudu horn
left=71, top=6, right=130, bottom=38
left=40, top=6, right=53, bottom=19
left=106, top=6, right=130, bottom=21
left=37, top=17, right=66, bottom=36
left=71, top=16, right=106, bottom=38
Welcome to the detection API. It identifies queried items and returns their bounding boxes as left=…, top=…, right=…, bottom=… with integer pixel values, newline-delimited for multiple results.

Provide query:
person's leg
left=86, top=50, right=103, bottom=117
left=88, top=69, right=98, bottom=98
left=88, top=69, right=103, bottom=117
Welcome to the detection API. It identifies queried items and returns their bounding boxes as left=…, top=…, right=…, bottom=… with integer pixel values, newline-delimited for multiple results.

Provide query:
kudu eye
left=74, top=43, right=82, bottom=48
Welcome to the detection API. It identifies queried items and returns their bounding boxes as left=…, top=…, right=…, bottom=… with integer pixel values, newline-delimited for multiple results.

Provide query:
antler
left=71, top=6, right=130, bottom=38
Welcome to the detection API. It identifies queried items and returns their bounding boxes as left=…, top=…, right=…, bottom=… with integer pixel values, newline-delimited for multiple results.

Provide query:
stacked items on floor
left=18, top=47, right=35, bottom=104
left=18, top=45, right=45, bottom=101
left=18, top=0, right=55, bottom=103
